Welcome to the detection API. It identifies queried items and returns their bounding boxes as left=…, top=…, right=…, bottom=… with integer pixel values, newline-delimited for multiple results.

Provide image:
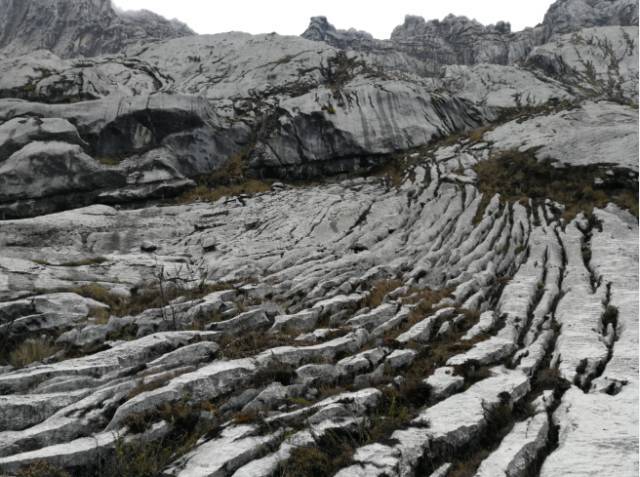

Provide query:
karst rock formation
left=0, top=0, right=637, bottom=476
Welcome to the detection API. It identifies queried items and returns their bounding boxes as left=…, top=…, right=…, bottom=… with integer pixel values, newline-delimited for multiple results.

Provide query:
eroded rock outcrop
left=0, top=0, right=193, bottom=58
left=0, top=0, right=637, bottom=475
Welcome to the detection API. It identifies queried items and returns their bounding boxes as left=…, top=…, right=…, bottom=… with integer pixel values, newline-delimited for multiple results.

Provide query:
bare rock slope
left=0, top=0, right=637, bottom=476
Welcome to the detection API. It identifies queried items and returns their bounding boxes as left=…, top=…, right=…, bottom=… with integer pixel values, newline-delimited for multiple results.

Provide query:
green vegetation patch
left=474, top=148, right=638, bottom=222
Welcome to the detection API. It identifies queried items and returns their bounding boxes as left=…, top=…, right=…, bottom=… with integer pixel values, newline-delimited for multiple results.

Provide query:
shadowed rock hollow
left=0, top=0, right=637, bottom=476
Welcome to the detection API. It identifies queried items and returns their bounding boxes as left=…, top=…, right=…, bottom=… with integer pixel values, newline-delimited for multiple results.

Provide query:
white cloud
left=112, top=0, right=554, bottom=39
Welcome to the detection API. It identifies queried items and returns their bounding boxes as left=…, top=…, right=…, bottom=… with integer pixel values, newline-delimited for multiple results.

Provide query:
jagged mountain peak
left=0, top=0, right=637, bottom=476
left=301, top=0, right=636, bottom=76
left=0, top=0, right=193, bottom=58
left=393, top=13, right=512, bottom=34
left=543, top=0, right=639, bottom=37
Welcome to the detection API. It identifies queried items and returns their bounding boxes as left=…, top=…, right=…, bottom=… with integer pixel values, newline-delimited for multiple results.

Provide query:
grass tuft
left=9, top=338, right=58, bottom=368
left=176, top=179, right=272, bottom=204
left=16, top=461, right=70, bottom=477
left=365, top=279, right=403, bottom=309
left=175, top=151, right=272, bottom=204
left=73, top=282, right=232, bottom=318
left=32, top=257, right=108, bottom=267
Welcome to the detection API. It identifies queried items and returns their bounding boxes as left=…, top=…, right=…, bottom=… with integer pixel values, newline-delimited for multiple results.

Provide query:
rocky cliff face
left=0, top=0, right=636, bottom=218
left=302, top=14, right=543, bottom=76
left=543, top=0, right=639, bottom=37
left=0, top=0, right=193, bottom=58
left=302, top=0, right=639, bottom=75
left=0, top=1, right=637, bottom=476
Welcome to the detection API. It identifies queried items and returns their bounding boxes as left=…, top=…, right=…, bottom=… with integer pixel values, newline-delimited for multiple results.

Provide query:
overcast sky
left=112, top=0, right=555, bottom=39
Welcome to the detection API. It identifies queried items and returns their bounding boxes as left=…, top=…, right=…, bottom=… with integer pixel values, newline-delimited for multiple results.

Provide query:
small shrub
left=278, top=429, right=355, bottom=477
left=121, top=412, right=152, bottom=435
left=253, top=361, right=297, bottom=387
left=365, top=387, right=413, bottom=441
left=420, top=402, right=514, bottom=476
left=113, top=397, right=221, bottom=477
left=322, top=51, right=374, bottom=96
left=113, top=437, right=174, bottom=477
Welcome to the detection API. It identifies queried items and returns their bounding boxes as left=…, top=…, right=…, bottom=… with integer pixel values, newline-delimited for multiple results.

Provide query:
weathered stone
left=0, top=3, right=637, bottom=476
left=0, top=0, right=192, bottom=58
left=423, top=367, right=465, bottom=401
left=385, top=349, right=416, bottom=369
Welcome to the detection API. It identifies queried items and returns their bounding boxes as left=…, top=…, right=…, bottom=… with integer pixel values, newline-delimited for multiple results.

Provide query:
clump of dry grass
left=126, top=377, right=171, bottom=401
left=95, top=155, right=123, bottom=166
left=280, top=445, right=345, bottom=477
left=72, top=284, right=128, bottom=314
left=16, top=461, right=71, bottom=477
left=371, top=287, right=454, bottom=345
left=416, top=400, right=515, bottom=476
left=175, top=151, right=272, bottom=204
left=218, top=330, right=302, bottom=359
left=89, top=306, right=111, bottom=324
left=371, top=155, right=407, bottom=187
left=112, top=439, right=172, bottom=477
left=113, top=397, right=220, bottom=477
left=278, top=304, right=489, bottom=477
left=176, top=179, right=272, bottom=204
left=59, top=257, right=108, bottom=267
left=402, top=287, right=455, bottom=321
left=253, top=361, right=297, bottom=387
left=365, top=279, right=403, bottom=308
left=32, top=257, right=107, bottom=267
left=73, top=282, right=232, bottom=318
left=191, top=309, right=225, bottom=331
left=121, top=398, right=218, bottom=439
left=232, top=410, right=260, bottom=424
left=467, top=125, right=493, bottom=143
left=9, top=338, right=58, bottom=368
